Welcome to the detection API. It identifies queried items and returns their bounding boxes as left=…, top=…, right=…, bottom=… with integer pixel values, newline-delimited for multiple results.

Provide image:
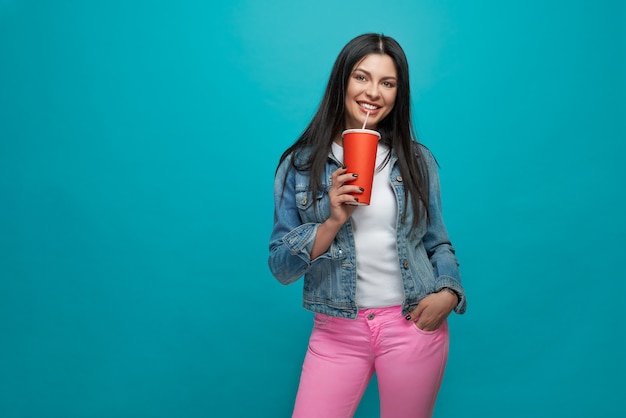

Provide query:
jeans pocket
left=313, top=313, right=335, bottom=330
left=412, top=321, right=441, bottom=336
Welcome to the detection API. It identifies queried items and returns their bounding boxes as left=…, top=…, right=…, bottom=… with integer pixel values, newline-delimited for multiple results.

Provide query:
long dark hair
left=278, top=33, right=430, bottom=228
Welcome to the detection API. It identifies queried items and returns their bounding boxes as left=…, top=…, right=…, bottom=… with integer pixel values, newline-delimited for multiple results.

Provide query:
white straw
left=362, top=111, right=370, bottom=129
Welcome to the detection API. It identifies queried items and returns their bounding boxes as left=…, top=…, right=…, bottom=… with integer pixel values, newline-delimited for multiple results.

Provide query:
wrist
left=321, top=218, right=344, bottom=233
left=439, top=287, right=459, bottom=306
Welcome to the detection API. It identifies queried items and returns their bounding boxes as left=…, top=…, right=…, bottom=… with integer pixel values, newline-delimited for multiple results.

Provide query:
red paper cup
left=342, top=128, right=381, bottom=205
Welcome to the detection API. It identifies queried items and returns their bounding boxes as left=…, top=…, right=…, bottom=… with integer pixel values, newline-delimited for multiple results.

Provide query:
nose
left=365, top=82, right=380, bottom=99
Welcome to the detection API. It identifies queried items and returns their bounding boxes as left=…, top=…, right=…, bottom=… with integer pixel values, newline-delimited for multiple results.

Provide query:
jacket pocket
left=295, top=187, right=327, bottom=223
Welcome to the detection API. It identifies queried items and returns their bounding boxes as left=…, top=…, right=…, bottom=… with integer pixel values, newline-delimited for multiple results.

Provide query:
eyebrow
left=353, top=68, right=398, bottom=81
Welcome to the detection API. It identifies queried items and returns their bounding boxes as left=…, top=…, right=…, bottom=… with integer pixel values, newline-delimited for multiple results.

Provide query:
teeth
left=359, top=102, right=378, bottom=110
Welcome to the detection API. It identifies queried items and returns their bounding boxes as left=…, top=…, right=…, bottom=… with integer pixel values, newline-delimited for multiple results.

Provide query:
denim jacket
left=268, top=143, right=466, bottom=319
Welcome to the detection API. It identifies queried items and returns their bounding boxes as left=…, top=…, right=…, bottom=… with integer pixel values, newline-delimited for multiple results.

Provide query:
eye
left=382, top=80, right=397, bottom=88
left=355, top=74, right=367, bottom=82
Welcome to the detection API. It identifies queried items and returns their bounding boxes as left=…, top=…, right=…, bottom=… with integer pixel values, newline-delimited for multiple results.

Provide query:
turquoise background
left=1, top=1, right=624, bottom=417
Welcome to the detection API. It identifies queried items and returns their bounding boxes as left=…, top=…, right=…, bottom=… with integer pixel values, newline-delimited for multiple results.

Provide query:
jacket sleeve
left=421, top=147, right=467, bottom=314
left=268, top=156, right=319, bottom=285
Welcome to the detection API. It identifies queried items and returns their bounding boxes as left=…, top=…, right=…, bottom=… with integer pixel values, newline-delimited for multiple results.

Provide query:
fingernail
left=352, top=174, right=358, bottom=177
left=405, top=315, right=412, bottom=321
left=359, top=187, right=364, bottom=192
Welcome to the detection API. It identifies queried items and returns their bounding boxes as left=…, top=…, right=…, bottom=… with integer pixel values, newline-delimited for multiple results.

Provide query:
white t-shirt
left=331, top=141, right=404, bottom=308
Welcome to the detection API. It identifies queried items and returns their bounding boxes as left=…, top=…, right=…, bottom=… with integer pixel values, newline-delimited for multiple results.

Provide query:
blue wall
left=1, top=1, right=624, bottom=417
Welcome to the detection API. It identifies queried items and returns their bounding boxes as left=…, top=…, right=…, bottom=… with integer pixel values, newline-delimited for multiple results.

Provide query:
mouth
left=358, top=102, right=380, bottom=112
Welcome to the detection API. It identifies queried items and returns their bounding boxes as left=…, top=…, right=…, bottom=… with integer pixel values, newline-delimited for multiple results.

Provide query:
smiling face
left=343, top=53, right=398, bottom=131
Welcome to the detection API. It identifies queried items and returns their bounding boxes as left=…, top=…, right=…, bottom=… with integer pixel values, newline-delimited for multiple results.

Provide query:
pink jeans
left=292, top=306, right=449, bottom=418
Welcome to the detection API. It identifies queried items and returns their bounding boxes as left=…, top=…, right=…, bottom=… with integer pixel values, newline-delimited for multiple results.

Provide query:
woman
left=268, top=33, right=466, bottom=418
